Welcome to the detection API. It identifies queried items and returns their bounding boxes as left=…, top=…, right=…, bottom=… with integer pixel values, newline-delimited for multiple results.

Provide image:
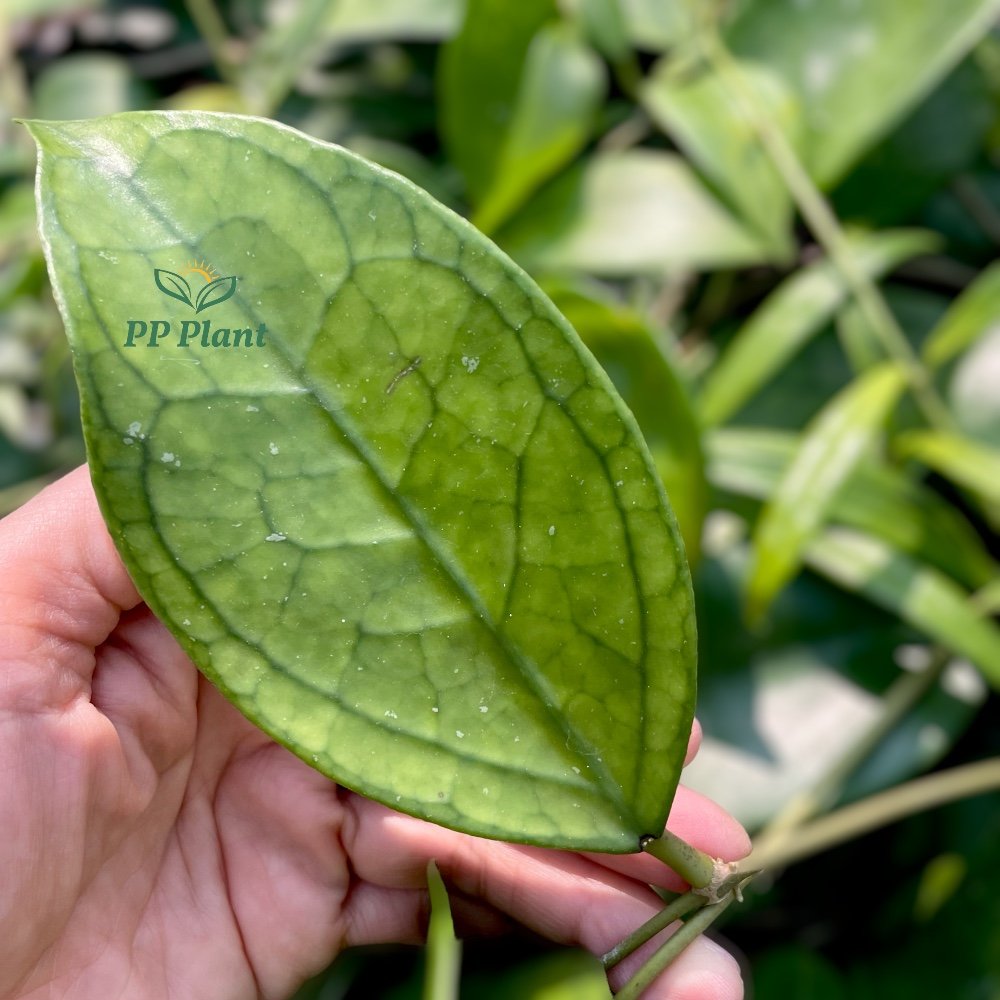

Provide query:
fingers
left=684, top=718, right=703, bottom=766
left=0, top=466, right=140, bottom=699
left=341, top=797, right=744, bottom=998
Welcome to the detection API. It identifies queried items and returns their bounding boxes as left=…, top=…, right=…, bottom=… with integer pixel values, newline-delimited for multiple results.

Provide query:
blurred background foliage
left=2, top=0, right=1000, bottom=996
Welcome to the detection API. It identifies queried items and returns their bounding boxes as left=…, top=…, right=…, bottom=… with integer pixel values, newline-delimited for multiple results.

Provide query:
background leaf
left=698, top=229, right=937, bottom=427
left=806, top=528, right=1000, bottom=688
left=438, top=0, right=557, bottom=206
left=745, top=363, right=907, bottom=620
left=498, top=149, right=777, bottom=274
left=725, top=0, right=1000, bottom=186
left=29, top=111, right=696, bottom=852
left=471, top=23, right=606, bottom=235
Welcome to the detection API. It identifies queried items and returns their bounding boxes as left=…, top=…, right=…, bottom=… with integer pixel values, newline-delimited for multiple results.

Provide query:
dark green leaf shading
left=153, top=267, right=194, bottom=308
left=195, top=274, right=237, bottom=313
left=26, top=111, right=695, bottom=852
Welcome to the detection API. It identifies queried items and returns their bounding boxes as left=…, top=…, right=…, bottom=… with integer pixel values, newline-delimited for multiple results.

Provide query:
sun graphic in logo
left=153, top=259, right=237, bottom=313
left=183, top=259, right=220, bottom=284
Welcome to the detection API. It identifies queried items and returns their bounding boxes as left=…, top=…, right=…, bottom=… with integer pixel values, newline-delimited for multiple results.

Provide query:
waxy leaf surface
left=28, top=112, right=695, bottom=851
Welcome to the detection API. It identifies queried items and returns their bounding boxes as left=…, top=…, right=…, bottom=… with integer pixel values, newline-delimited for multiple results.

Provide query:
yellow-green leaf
left=746, top=362, right=907, bottom=621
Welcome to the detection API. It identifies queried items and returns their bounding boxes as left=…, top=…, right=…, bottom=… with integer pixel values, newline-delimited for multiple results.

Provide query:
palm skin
left=0, top=467, right=748, bottom=1000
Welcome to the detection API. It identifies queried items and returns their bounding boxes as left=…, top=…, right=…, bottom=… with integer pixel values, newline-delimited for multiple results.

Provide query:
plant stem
left=743, top=757, right=1000, bottom=873
left=752, top=647, right=950, bottom=857
left=641, top=829, right=717, bottom=889
left=184, top=0, right=242, bottom=87
left=613, top=896, right=735, bottom=1000
left=602, top=890, right=707, bottom=970
left=702, top=33, right=955, bottom=432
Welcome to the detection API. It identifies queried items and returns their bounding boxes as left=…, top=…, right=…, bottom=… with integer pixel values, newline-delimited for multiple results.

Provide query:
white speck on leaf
left=246, top=404, right=259, bottom=412
left=456, top=730, right=465, bottom=739
left=548, top=525, right=556, bottom=536
left=265, top=532, right=286, bottom=542
left=384, top=710, right=397, bottom=719
left=269, top=442, right=279, bottom=455
left=479, top=705, right=489, bottom=713
left=127, top=421, right=142, bottom=438
left=461, top=355, right=480, bottom=373
left=432, top=706, right=439, bottom=713
left=161, top=452, right=174, bottom=463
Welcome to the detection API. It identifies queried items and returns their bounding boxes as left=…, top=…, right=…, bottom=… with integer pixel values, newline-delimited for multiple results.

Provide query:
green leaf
left=642, top=55, right=798, bottom=256
left=153, top=268, right=194, bottom=309
left=746, top=363, right=907, bottom=621
left=326, top=0, right=462, bottom=43
left=707, top=428, right=997, bottom=591
left=566, top=0, right=631, bottom=65
left=424, top=862, right=461, bottom=1000
left=806, top=528, right=1000, bottom=689
left=472, top=23, right=606, bottom=235
left=895, top=429, right=1000, bottom=507
left=498, top=149, right=778, bottom=275
left=922, top=260, right=1000, bottom=369
left=947, top=324, right=1000, bottom=448
left=726, top=0, right=1000, bottom=186
left=32, top=54, right=152, bottom=122
left=27, top=111, right=695, bottom=852
left=438, top=0, right=557, bottom=205
left=547, top=281, right=707, bottom=566
left=698, top=229, right=938, bottom=427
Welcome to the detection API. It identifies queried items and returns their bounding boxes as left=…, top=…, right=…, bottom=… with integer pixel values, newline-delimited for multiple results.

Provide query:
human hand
left=0, top=466, right=749, bottom=999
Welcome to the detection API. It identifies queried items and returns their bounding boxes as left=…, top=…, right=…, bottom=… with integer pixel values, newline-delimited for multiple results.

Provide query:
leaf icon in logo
left=195, top=275, right=237, bottom=313
left=154, top=268, right=195, bottom=308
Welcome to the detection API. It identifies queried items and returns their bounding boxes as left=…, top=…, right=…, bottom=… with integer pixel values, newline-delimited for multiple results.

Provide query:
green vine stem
left=602, top=890, right=708, bottom=971
left=742, top=757, right=1000, bottom=874
left=183, top=0, right=242, bottom=88
left=700, top=30, right=955, bottom=433
left=613, top=895, right=736, bottom=1000
left=752, top=647, right=950, bottom=855
left=640, top=829, right=718, bottom=889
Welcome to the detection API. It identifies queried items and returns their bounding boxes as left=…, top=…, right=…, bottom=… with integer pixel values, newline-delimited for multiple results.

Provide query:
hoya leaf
left=438, top=0, right=557, bottom=206
left=643, top=55, right=798, bottom=258
left=698, top=229, right=938, bottom=427
left=745, top=362, right=907, bottom=622
left=806, top=528, right=1000, bottom=690
left=153, top=267, right=194, bottom=308
left=707, top=427, right=997, bottom=591
left=498, top=149, right=777, bottom=275
left=26, top=111, right=695, bottom=853
left=922, top=260, right=1000, bottom=369
left=546, top=280, right=707, bottom=567
left=895, top=429, right=1000, bottom=508
left=726, top=0, right=1000, bottom=187
left=471, top=23, right=606, bottom=236
left=195, top=274, right=237, bottom=313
